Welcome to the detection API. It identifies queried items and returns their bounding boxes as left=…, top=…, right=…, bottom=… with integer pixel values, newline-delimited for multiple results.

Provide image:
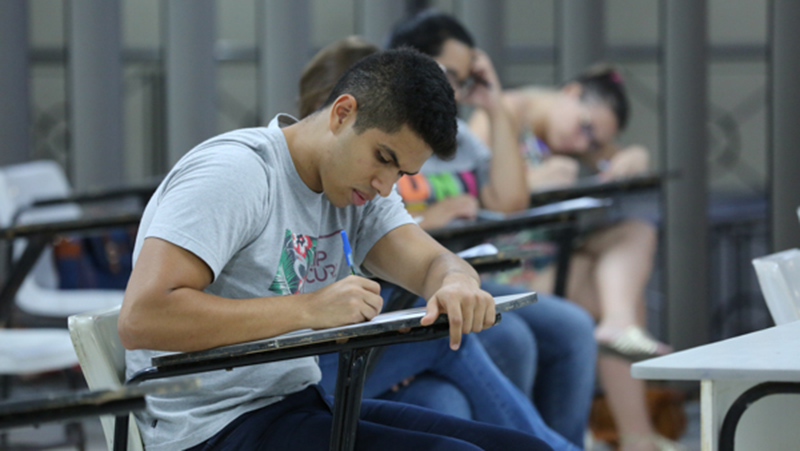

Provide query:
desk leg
left=553, top=226, right=576, bottom=298
left=0, top=236, right=48, bottom=324
left=113, top=414, right=129, bottom=451
left=701, top=379, right=800, bottom=451
left=329, top=347, right=372, bottom=451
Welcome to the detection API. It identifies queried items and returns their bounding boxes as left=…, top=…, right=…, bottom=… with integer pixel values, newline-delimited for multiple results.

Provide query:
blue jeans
left=478, top=282, right=597, bottom=448
left=186, top=385, right=552, bottom=450
left=319, top=290, right=579, bottom=450
left=365, top=284, right=596, bottom=448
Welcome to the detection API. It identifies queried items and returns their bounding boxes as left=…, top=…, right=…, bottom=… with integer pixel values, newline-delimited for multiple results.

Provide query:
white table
left=632, top=321, right=800, bottom=450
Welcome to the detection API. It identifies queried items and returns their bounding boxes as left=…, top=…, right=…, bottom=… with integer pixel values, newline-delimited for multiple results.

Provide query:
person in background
left=470, top=64, right=680, bottom=451
left=301, top=36, right=579, bottom=451
left=386, top=11, right=598, bottom=449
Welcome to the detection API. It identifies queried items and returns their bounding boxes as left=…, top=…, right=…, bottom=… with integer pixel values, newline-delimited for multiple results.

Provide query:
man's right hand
left=304, top=275, right=383, bottom=329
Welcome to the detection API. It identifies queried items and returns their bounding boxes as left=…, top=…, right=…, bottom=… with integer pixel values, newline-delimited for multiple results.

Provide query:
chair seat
left=17, top=279, right=124, bottom=318
left=0, top=329, right=78, bottom=375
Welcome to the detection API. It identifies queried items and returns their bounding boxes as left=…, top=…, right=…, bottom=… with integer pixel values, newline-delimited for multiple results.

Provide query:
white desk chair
left=0, top=169, right=85, bottom=448
left=68, top=305, right=143, bottom=451
left=0, top=329, right=78, bottom=376
left=0, top=160, right=123, bottom=318
left=752, top=248, right=800, bottom=325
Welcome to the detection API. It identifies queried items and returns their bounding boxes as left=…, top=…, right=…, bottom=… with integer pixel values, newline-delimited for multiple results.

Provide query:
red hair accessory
left=610, top=71, right=624, bottom=84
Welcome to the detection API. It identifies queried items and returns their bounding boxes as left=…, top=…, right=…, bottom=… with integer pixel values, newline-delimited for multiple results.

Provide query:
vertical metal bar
left=769, top=0, right=800, bottom=252
left=0, top=0, right=30, bottom=166
left=661, top=0, right=709, bottom=350
left=68, top=0, right=124, bottom=190
left=164, top=0, right=217, bottom=166
left=258, top=0, right=310, bottom=121
left=458, top=0, right=506, bottom=81
left=553, top=224, right=576, bottom=298
left=557, top=0, right=605, bottom=82
left=112, top=414, right=128, bottom=451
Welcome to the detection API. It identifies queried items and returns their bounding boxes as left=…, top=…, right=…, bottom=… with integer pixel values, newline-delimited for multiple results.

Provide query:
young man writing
left=118, top=49, right=549, bottom=450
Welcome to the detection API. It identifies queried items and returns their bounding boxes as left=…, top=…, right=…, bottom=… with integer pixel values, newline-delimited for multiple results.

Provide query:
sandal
left=597, top=326, right=672, bottom=362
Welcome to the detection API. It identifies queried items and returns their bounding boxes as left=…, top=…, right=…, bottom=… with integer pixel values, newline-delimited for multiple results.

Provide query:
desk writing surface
left=529, top=172, right=667, bottom=206
left=0, top=212, right=142, bottom=240
left=0, top=379, right=198, bottom=428
left=154, top=292, right=536, bottom=367
left=428, top=197, right=610, bottom=242
left=632, top=321, right=800, bottom=382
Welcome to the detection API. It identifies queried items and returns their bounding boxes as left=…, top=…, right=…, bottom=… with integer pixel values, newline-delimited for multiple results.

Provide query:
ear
left=328, top=94, right=358, bottom=134
left=561, top=82, right=583, bottom=98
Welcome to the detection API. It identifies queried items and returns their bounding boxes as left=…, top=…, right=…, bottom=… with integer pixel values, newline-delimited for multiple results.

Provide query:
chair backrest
left=752, top=248, right=800, bottom=326
left=0, top=161, right=123, bottom=317
left=68, top=305, right=143, bottom=451
left=0, top=160, right=81, bottom=290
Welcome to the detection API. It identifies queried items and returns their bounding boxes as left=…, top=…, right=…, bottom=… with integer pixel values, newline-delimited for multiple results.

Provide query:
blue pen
left=340, top=229, right=356, bottom=275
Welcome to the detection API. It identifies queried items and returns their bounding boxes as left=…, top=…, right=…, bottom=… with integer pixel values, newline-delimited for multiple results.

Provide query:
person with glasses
left=470, top=66, right=681, bottom=451
left=387, top=10, right=598, bottom=450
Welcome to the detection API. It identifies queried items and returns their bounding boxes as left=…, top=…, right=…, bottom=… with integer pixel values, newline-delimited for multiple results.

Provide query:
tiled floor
left=4, top=373, right=702, bottom=450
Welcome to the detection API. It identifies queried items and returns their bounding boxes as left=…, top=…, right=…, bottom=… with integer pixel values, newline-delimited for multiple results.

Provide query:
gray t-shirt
left=125, top=114, right=414, bottom=451
left=396, top=119, right=490, bottom=209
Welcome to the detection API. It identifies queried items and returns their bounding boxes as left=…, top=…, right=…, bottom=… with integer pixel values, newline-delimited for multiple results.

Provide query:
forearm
left=119, top=288, right=311, bottom=352
left=482, top=105, right=529, bottom=212
left=420, top=252, right=481, bottom=300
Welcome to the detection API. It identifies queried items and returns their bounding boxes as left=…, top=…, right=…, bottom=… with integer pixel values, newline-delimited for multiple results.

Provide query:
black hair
left=571, top=63, right=630, bottom=131
left=321, top=48, right=458, bottom=160
left=386, top=9, right=475, bottom=56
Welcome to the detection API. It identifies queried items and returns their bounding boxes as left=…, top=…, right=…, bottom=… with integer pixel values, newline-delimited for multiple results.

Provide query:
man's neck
left=281, top=113, right=327, bottom=193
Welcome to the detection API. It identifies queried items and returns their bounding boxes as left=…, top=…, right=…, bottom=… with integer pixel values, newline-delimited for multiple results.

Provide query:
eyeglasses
left=440, top=65, right=478, bottom=98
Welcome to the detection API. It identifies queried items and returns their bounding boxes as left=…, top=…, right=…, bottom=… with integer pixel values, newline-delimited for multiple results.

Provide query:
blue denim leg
left=378, top=373, right=472, bottom=419
left=319, top=329, right=577, bottom=450
left=188, top=385, right=553, bottom=451
left=318, top=335, right=458, bottom=399
left=475, top=310, right=536, bottom=398
left=480, top=281, right=597, bottom=448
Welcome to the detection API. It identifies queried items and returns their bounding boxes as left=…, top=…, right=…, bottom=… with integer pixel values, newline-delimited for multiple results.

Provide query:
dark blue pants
left=186, top=385, right=552, bottom=451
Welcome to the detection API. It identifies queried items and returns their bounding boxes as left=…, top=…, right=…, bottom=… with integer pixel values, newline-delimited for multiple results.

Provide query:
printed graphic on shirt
left=269, top=230, right=316, bottom=295
left=268, top=229, right=347, bottom=295
left=396, top=170, right=479, bottom=212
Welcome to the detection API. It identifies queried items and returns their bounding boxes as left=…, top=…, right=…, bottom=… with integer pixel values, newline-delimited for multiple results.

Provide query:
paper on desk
left=456, top=243, right=499, bottom=258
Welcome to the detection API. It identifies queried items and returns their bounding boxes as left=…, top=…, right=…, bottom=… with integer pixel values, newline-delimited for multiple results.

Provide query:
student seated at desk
left=300, top=36, right=581, bottom=451
left=469, top=64, right=679, bottom=451
left=118, top=49, right=550, bottom=451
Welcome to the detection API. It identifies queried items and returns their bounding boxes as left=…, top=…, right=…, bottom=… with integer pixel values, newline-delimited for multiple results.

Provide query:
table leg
left=553, top=225, right=576, bottom=298
left=329, top=347, right=372, bottom=451
left=0, top=235, right=48, bottom=324
left=113, top=414, right=128, bottom=451
left=701, top=379, right=800, bottom=451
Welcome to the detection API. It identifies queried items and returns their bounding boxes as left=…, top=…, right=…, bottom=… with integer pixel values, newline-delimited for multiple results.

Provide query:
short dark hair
left=320, top=48, right=458, bottom=160
left=298, top=36, right=380, bottom=119
left=571, top=63, right=630, bottom=131
left=387, top=9, right=474, bottom=57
